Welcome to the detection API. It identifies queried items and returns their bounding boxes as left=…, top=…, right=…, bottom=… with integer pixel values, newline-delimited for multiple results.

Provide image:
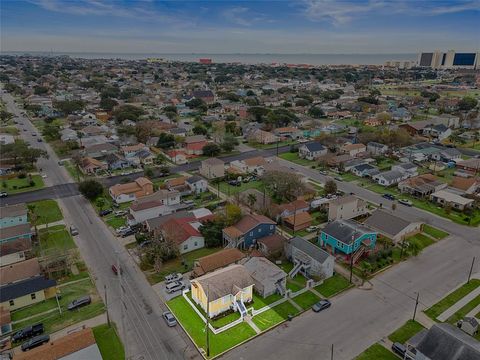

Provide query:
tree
left=308, top=106, right=325, bottom=119
left=247, top=193, right=257, bottom=214
left=221, top=133, right=239, bottom=153
left=199, top=218, right=226, bottom=248
left=144, top=167, right=154, bottom=178
left=54, top=100, right=85, bottom=115
left=78, top=180, right=104, bottom=200
left=95, top=198, right=106, bottom=210
left=34, top=86, right=48, bottom=95
left=156, top=132, right=175, bottom=149
left=458, top=96, right=478, bottom=111
left=192, top=125, right=208, bottom=135
left=324, top=180, right=337, bottom=195
left=185, top=98, right=205, bottom=109
left=225, top=204, right=242, bottom=225
left=262, top=170, right=307, bottom=202
left=202, top=143, right=221, bottom=157
left=42, top=123, right=61, bottom=141
left=99, top=97, right=118, bottom=111
left=113, top=104, right=145, bottom=122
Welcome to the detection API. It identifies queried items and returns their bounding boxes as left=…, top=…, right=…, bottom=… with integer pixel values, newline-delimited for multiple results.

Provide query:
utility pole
left=412, top=292, right=419, bottom=321
left=276, top=139, right=279, bottom=156
left=117, top=252, right=128, bottom=359
left=467, top=257, right=476, bottom=284
left=349, top=234, right=354, bottom=284
left=331, top=344, right=334, bottom=360
left=104, top=284, right=110, bottom=327
left=206, top=285, right=210, bottom=357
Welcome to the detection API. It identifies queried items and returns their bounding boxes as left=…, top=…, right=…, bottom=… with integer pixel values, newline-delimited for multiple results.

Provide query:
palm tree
left=247, top=193, right=257, bottom=214
left=409, top=241, right=420, bottom=257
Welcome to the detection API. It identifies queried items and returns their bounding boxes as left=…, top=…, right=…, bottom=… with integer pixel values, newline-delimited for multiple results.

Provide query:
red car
left=111, top=264, right=123, bottom=275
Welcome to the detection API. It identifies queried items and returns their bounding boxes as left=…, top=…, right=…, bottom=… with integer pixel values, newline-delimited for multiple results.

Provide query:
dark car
left=391, top=342, right=406, bottom=356
left=162, top=311, right=177, bottom=327
left=228, top=180, right=241, bottom=186
left=12, top=323, right=44, bottom=342
left=312, top=299, right=331, bottom=313
left=382, top=193, right=395, bottom=201
left=121, top=228, right=135, bottom=237
left=99, top=209, right=112, bottom=216
left=21, top=334, right=50, bottom=351
left=67, top=295, right=91, bottom=311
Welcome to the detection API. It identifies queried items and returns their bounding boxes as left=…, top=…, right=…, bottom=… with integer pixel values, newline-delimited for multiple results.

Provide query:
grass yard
left=167, top=296, right=256, bottom=358
left=36, top=225, right=76, bottom=255
left=64, top=160, right=84, bottom=182
left=279, top=152, right=314, bottom=166
left=286, top=280, right=304, bottom=293
left=1, top=174, right=44, bottom=194
left=211, top=312, right=241, bottom=328
left=292, top=290, right=320, bottom=310
left=252, top=301, right=300, bottom=331
left=424, top=279, right=480, bottom=321
left=218, top=178, right=266, bottom=196
left=355, top=344, right=398, bottom=360
left=446, top=295, right=480, bottom=325
left=314, top=274, right=352, bottom=298
left=388, top=320, right=425, bottom=344
left=146, top=247, right=223, bottom=284
left=248, top=140, right=295, bottom=150
left=407, top=233, right=435, bottom=251
left=93, top=324, right=125, bottom=360
left=28, top=199, right=63, bottom=225
left=251, top=292, right=283, bottom=310
left=278, top=261, right=294, bottom=274
left=105, top=215, right=127, bottom=229
left=422, top=225, right=449, bottom=240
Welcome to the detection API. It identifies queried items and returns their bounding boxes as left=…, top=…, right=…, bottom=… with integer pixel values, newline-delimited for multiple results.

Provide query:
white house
left=298, top=142, right=328, bottom=160
left=186, top=175, right=208, bottom=194
left=127, top=190, right=181, bottom=225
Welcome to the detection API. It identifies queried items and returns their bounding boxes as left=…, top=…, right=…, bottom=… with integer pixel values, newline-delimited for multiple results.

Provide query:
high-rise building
left=418, top=50, right=479, bottom=69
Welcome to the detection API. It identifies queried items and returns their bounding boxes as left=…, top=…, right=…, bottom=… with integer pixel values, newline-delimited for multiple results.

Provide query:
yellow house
left=0, top=276, right=57, bottom=311
left=190, top=264, right=254, bottom=318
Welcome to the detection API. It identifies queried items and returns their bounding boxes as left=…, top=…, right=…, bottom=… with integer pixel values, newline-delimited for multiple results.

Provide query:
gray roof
left=0, top=223, right=32, bottom=241
left=0, top=275, right=57, bottom=302
left=0, top=204, right=28, bottom=219
left=186, top=175, right=205, bottom=184
left=289, top=236, right=332, bottom=263
left=416, top=323, right=480, bottom=360
left=364, top=210, right=417, bottom=238
left=321, top=220, right=375, bottom=244
left=303, top=142, right=325, bottom=152
left=376, top=169, right=404, bottom=182
left=353, top=163, right=376, bottom=172
left=242, top=257, right=286, bottom=284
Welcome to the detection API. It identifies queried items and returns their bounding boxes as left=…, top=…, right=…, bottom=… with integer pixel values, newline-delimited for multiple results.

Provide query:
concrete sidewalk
left=36, top=219, right=65, bottom=229
left=437, top=286, right=480, bottom=321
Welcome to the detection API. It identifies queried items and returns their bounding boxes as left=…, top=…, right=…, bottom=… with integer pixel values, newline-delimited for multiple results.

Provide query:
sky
left=1, top=0, right=479, bottom=54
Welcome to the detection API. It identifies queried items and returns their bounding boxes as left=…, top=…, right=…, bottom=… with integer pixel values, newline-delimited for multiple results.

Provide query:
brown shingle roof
left=258, top=234, right=287, bottom=254
left=0, top=258, right=40, bottom=284
left=243, top=156, right=266, bottom=167
left=284, top=211, right=312, bottom=226
left=0, top=223, right=32, bottom=241
left=0, top=203, right=27, bottom=219
left=14, top=328, right=97, bottom=360
left=193, top=249, right=246, bottom=277
left=0, top=306, right=10, bottom=326
left=451, top=176, right=479, bottom=191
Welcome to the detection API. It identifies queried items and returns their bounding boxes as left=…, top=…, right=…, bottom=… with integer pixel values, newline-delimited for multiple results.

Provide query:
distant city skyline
left=1, top=0, right=479, bottom=54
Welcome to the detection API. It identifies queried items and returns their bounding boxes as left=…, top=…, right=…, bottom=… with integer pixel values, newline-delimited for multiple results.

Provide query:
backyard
left=218, top=178, right=266, bottom=196
left=28, top=199, right=63, bottom=225
left=1, top=174, right=44, bottom=194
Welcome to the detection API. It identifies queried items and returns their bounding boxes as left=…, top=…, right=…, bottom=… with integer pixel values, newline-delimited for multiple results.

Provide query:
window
left=183, top=244, right=188, bottom=250
left=258, top=228, right=261, bottom=233
left=9, top=300, right=14, bottom=306
left=250, top=232, right=253, bottom=236
left=270, top=225, right=273, bottom=230
left=31, top=293, right=36, bottom=300
left=194, top=241, right=198, bottom=246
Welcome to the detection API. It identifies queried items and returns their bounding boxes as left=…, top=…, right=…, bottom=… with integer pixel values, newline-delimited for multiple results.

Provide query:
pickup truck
left=11, top=323, right=44, bottom=342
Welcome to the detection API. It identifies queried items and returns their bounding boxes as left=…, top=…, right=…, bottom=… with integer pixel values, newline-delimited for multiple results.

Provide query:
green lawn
left=251, top=292, right=283, bottom=310
left=167, top=296, right=256, bottom=358
left=93, top=324, right=125, bottom=360
left=36, top=225, right=76, bottom=255
left=407, top=233, right=435, bottom=251
left=252, top=301, right=300, bottom=331
left=64, top=160, right=84, bottom=182
left=211, top=312, right=241, bottom=328
left=355, top=344, right=398, bottom=360
left=388, top=320, right=425, bottom=344
left=446, top=295, right=480, bottom=325
left=286, top=280, right=304, bottom=292
left=218, top=179, right=266, bottom=196
left=146, top=247, right=223, bottom=284
left=28, top=199, right=63, bottom=225
left=248, top=140, right=295, bottom=150
left=314, top=274, right=352, bottom=298
left=424, top=279, right=480, bottom=321
left=1, top=174, right=45, bottom=194
left=279, top=261, right=294, bottom=274
left=106, top=215, right=127, bottom=229
left=279, top=152, right=314, bottom=166
left=422, top=225, right=449, bottom=240
left=292, top=290, right=320, bottom=310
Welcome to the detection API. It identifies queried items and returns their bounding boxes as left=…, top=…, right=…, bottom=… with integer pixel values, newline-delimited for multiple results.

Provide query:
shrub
left=29, top=180, right=35, bottom=187
left=17, top=173, right=27, bottom=179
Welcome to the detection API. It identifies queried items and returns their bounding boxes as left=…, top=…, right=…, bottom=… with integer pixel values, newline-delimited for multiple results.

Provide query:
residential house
left=423, top=124, right=452, bottom=141
left=367, top=142, right=389, bottom=155
left=431, top=148, right=462, bottom=163
left=230, top=157, right=266, bottom=175
left=184, top=135, right=207, bottom=155
left=283, top=212, right=313, bottom=232
left=450, top=176, right=480, bottom=195
left=398, top=174, right=448, bottom=197
left=241, top=257, right=287, bottom=297
left=257, top=234, right=287, bottom=258
left=127, top=190, right=181, bottom=225
left=273, top=127, right=303, bottom=139
left=109, top=177, right=154, bottom=203
left=190, top=264, right=254, bottom=318
left=364, top=210, right=423, bottom=243
left=0, top=306, right=12, bottom=336
left=285, top=236, right=334, bottom=279
left=327, top=154, right=353, bottom=167
left=60, top=128, right=79, bottom=142
left=405, top=323, right=480, bottom=360
left=192, top=248, right=246, bottom=278
left=247, top=129, right=279, bottom=144
left=83, top=143, right=117, bottom=159
left=191, top=90, right=215, bottom=104
left=430, top=190, right=474, bottom=211
left=0, top=258, right=41, bottom=285
left=298, top=142, right=328, bottom=160
left=0, top=204, right=28, bottom=229
left=275, top=199, right=310, bottom=219
left=121, top=143, right=150, bottom=166
left=328, top=195, right=368, bottom=221
left=351, top=163, right=379, bottom=178
left=0, top=275, right=57, bottom=311
left=79, top=157, right=107, bottom=175
left=165, top=150, right=188, bottom=164
left=0, top=224, right=33, bottom=246
left=186, top=175, right=208, bottom=194
left=392, top=162, right=418, bottom=176
left=319, top=219, right=377, bottom=260
left=158, top=216, right=205, bottom=254
left=0, top=238, right=32, bottom=267
left=341, top=143, right=366, bottom=157
left=373, top=169, right=410, bottom=186
left=456, top=158, right=480, bottom=173
left=14, top=327, right=103, bottom=360
left=164, top=176, right=189, bottom=194
left=104, top=153, right=130, bottom=170
left=200, top=158, right=225, bottom=179
left=223, top=214, right=276, bottom=249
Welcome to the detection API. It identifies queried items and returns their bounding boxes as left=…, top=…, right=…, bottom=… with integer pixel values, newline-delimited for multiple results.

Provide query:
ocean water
left=1, top=51, right=416, bottom=66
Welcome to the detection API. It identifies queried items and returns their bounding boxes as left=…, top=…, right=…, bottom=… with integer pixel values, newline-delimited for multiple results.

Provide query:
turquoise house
left=0, top=204, right=29, bottom=229
left=319, top=219, right=377, bottom=259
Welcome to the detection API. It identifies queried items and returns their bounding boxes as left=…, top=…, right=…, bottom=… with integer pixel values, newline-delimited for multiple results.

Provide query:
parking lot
left=152, top=273, right=191, bottom=301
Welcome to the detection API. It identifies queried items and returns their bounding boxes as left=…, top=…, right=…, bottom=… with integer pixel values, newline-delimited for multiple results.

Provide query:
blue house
left=0, top=204, right=29, bottom=229
left=223, top=214, right=276, bottom=249
left=319, top=220, right=377, bottom=260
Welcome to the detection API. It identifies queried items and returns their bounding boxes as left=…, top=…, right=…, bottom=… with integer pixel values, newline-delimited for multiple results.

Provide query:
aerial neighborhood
left=0, top=52, right=479, bottom=360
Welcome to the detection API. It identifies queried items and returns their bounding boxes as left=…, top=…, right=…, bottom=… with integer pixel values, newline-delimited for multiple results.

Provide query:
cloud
left=222, top=6, right=253, bottom=26
left=303, top=0, right=386, bottom=24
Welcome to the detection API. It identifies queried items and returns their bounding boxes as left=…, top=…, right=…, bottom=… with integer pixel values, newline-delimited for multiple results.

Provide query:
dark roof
left=321, top=219, right=375, bottom=244
left=0, top=204, right=28, bottom=219
left=289, top=236, right=331, bottom=263
left=303, top=142, right=325, bottom=152
left=416, top=323, right=480, bottom=360
left=364, top=210, right=415, bottom=238
left=186, top=175, right=205, bottom=184
left=354, top=163, right=376, bottom=172
left=0, top=276, right=56, bottom=302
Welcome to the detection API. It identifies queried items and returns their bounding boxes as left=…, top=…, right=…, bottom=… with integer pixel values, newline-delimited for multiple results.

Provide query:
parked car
left=228, top=180, right=241, bottom=186
left=382, top=193, right=395, bottom=201
left=334, top=176, right=343, bottom=182
left=37, top=138, right=43, bottom=142
left=116, top=226, right=130, bottom=235
left=31, top=133, right=37, bottom=136
left=306, top=225, right=319, bottom=233
left=21, top=334, right=50, bottom=352
left=165, top=273, right=182, bottom=284
left=69, top=226, right=79, bottom=236
left=391, top=342, right=406, bottom=357
left=312, top=299, right=331, bottom=313
left=165, top=281, right=186, bottom=293
left=0, top=192, right=8, bottom=198
left=114, top=210, right=127, bottom=217
left=319, top=170, right=327, bottom=175
left=11, top=324, right=44, bottom=342
left=67, top=295, right=91, bottom=311
left=398, top=199, right=413, bottom=207
left=111, top=264, right=123, bottom=275
left=99, top=209, right=112, bottom=217
left=121, top=228, right=135, bottom=237
left=162, top=311, right=177, bottom=327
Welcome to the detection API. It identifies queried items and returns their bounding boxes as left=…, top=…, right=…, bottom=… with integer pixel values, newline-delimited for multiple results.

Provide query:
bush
left=17, top=173, right=27, bottom=179
left=29, top=180, right=35, bottom=187
left=78, top=180, right=104, bottom=200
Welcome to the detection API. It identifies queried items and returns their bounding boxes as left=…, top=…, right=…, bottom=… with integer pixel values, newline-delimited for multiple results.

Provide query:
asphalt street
left=1, top=91, right=199, bottom=360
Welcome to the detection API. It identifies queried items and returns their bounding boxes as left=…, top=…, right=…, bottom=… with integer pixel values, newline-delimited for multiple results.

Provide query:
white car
left=306, top=225, right=319, bottom=233
left=114, top=210, right=127, bottom=217
left=398, top=199, right=413, bottom=207
left=41, top=174, right=47, bottom=179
